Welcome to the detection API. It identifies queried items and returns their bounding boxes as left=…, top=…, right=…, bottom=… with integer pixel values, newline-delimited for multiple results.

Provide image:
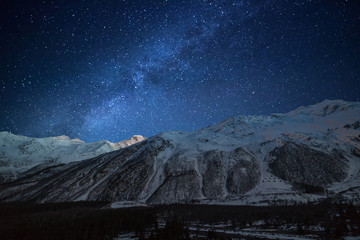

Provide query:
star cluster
left=1, top=0, right=359, bottom=142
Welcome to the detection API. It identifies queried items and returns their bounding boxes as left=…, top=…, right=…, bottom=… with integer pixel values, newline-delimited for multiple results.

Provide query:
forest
left=0, top=200, right=359, bottom=239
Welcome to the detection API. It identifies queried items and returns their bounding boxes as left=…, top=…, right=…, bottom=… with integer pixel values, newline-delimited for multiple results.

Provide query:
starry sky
left=1, top=0, right=359, bottom=142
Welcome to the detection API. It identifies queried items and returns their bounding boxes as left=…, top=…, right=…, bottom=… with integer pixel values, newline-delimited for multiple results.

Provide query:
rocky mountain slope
left=0, top=132, right=146, bottom=183
left=0, top=100, right=359, bottom=205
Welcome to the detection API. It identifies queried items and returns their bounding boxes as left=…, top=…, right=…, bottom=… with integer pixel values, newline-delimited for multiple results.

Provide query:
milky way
left=1, top=0, right=359, bottom=142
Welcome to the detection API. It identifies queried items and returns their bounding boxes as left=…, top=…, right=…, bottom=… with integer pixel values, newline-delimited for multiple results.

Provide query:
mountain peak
left=131, top=135, right=146, bottom=141
left=289, top=99, right=358, bottom=117
left=53, top=135, right=71, bottom=140
left=114, top=135, right=147, bottom=148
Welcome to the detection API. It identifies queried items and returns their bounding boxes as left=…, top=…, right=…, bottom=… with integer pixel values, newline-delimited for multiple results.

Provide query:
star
left=0, top=0, right=359, bottom=142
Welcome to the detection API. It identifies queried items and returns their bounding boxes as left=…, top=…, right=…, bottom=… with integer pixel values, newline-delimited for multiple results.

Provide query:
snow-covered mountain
left=0, top=100, right=359, bottom=205
left=0, top=132, right=146, bottom=183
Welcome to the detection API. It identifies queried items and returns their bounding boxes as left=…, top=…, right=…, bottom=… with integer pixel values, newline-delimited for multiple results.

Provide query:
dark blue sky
left=1, top=0, right=359, bottom=142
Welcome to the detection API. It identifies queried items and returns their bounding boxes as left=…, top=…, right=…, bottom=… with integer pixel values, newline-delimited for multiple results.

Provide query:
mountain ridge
left=0, top=132, right=146, bottom=183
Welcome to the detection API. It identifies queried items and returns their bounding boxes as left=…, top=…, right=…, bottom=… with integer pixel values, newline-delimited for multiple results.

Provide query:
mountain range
left=0, top=100, right=359, bottom=205
left=0, top=133, right=146, bottom=183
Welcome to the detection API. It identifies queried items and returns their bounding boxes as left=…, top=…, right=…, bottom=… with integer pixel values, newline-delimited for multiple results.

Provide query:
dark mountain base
left=1, top=201, right=359, bottom=239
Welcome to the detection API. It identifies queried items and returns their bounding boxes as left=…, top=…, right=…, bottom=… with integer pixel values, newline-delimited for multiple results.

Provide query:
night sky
left=1, top=0, right=359, bottom=142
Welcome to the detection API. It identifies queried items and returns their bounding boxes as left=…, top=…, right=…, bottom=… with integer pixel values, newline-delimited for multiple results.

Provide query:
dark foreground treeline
left=0, top=200, right=359, bottom=239
left=0, top=201, right=155, bottom=240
